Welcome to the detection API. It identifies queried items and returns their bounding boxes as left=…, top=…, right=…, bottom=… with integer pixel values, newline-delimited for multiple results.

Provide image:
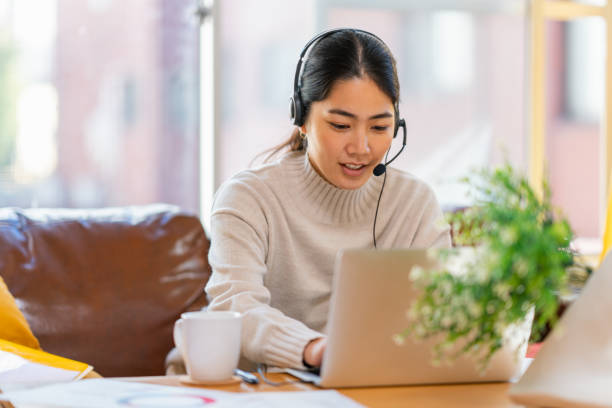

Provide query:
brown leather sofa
left=0, top=205, right=210, bottom=377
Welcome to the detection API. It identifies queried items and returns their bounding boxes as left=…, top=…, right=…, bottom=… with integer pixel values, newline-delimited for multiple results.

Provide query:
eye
left=372, top=126, right=389, bottom=132
left=329, top=122, right=350, bottom=130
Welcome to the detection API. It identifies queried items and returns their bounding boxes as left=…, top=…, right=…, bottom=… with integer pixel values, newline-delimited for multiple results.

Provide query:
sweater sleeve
left=410, top=182, right=452, bottom=249
left=206, top=176, right=322, bottom=368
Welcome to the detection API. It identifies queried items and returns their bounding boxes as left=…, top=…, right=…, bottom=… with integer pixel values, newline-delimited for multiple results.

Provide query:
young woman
left=205, top=28, right=451, bottom=370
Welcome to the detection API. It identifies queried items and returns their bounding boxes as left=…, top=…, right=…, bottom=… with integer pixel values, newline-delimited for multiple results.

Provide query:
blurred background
left=0, top=0, right=606, bottom=253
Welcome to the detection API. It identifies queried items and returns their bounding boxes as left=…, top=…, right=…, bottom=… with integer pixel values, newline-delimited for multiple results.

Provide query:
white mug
left=173, top=310, right=242, bottom=382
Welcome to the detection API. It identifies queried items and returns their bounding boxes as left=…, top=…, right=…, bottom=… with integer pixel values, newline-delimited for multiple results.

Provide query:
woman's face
left=301, top=75, right=395, bottom=190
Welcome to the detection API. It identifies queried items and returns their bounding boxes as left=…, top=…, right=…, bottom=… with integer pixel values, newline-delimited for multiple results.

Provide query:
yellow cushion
left=0, top=276, right=40, bottom=349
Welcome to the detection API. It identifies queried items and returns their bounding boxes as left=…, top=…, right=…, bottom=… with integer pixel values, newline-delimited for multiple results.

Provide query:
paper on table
left=1, top=378, right=364, bottom=408
left=1, top=379, right=236, bottom=407
left=0, top=340, right=92, bottom=390
left=215, top=390, right=365, bottom=408
left=0, top=350, right=79, bottom=382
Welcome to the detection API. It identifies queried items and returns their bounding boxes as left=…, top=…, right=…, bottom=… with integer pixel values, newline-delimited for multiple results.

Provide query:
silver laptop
left=287, top=248, right=532, bottom=388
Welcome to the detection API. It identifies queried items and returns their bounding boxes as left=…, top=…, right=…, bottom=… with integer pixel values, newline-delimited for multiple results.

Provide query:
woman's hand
left=303, top=337, right=327, bottom=367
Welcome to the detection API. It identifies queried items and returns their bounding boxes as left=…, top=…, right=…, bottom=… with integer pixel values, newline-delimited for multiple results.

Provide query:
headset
left=289, top=28, right=406, bottom=177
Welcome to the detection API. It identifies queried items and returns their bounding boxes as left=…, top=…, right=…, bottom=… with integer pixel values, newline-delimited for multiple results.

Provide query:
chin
left=334, top=175, right=370, bottom=190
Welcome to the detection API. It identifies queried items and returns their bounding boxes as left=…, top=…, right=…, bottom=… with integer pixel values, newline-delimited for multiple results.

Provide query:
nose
left=346, top=127, right=370, bottom=156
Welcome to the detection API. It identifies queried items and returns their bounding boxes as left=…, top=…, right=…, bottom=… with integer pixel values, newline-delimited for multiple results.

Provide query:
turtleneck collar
left=279, top=151, right=384, bottom=225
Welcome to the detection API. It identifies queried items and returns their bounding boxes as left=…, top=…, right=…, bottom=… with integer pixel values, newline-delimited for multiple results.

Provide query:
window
left=530, top=0, right=608, bottom=251
left=211, top=0, right=528, bottom=211
left=565, top=17, right=605, bottom=122
left=0, top=0, right=201, bottom=214
left=544, top=16, right=605, bottom=240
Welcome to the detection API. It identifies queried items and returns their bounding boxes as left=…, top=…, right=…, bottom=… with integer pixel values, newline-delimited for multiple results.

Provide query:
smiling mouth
left=342, top=163, right=367, bottom=170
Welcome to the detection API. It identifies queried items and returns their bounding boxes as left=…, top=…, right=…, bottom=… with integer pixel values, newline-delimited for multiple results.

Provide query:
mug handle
left=173, top=318, right=184, bottom=356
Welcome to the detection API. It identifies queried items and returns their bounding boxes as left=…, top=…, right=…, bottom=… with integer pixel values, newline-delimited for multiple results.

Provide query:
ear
left=299, top=124, right=308, bottom=135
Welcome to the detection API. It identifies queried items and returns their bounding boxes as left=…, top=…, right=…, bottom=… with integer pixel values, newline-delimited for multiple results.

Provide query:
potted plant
left=397, top=165, right=592, bottom=370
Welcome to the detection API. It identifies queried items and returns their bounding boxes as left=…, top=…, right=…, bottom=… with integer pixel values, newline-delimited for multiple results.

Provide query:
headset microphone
left=373, top=119, right=406, bottom=176
left=373, top=164, right=386, bottom=176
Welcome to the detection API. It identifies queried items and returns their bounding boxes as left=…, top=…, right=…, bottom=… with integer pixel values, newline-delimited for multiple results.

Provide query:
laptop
left=287, top=248, right=532, bottom=388
left=509, top=252, right=612, bottom=407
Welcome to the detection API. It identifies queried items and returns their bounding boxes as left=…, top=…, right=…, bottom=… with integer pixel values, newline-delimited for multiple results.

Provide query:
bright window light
left=566, top=17, right=605, bottom=122
left=432, top=10, right=475, bottom=92
left=15, top=84, right=58, bottom=183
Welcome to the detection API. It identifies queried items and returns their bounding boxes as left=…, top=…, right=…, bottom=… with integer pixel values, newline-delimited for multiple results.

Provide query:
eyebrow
left=327, top=108, right=393, bottom=120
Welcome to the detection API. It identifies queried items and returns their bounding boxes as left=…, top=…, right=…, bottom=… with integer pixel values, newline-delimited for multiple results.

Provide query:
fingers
left=303, top=337, right=327, bottom=367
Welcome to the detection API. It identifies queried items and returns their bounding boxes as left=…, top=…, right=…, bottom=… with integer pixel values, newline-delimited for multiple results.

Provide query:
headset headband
left=290, top=28, right=400, bottom=132
left=292, top=28, right=387, bottom=96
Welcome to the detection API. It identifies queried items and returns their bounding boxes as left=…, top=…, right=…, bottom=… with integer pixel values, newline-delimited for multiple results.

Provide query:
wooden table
left=1, top=373, right=525, bottom=407
left=122, top=373, right=525, bottom=408
left=0, top=344, right=542, bottom=407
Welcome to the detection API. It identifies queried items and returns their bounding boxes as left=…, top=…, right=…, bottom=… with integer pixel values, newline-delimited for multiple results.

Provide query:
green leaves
left=403, top=165, right=577, bottom=370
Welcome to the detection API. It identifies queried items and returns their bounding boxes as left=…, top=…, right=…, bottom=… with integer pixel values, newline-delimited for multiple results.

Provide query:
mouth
left=342, top=163, right=367, bottom=170
left=340, top=162, right=369, bottom=177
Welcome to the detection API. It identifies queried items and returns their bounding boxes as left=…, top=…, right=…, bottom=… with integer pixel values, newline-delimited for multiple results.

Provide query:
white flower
left=455, top=312, right=469, bottom=331
left=420, top=305, right=432, bottom=317
left=392, top=334, right=405, bottom=346
left=494, top=283, right=511, bottom=301
left=439, top=280, right=453, bottom=296
left=472, top=263, right=490, bottom=283
left=494, top=320, right=508, bottom=334
left=426, top=248, right=439, bottom=260
left=500, top=227, right=518, bottom=245
left=468, top=302, right=482, bottom=318
left=441, top=315, right=453, bottom=328
left=410, top=266, right=425, bottom=281
left=406, top=306, right=418, bottom=321
left=415, top=325, right=427, bottom=337
left=514, top=259, right=529, bottom=277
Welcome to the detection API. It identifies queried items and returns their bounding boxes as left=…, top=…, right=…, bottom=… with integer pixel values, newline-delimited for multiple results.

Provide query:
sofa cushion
left=0, top=275, right=40, bottom=349
left=0, top=205, right=210, bottom=377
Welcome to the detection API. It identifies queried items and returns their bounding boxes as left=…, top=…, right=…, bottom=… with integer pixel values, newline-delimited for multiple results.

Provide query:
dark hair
left=261, top=29, right=400, bottom=163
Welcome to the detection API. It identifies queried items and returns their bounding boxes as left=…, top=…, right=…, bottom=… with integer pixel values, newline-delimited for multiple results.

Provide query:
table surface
left=122, top=373, right=525, bottom=408
left=0, top=372, right=525, bottom=408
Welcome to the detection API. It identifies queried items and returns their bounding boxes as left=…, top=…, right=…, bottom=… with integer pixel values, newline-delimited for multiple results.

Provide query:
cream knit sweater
left=205, top=151, right=451, bottom=369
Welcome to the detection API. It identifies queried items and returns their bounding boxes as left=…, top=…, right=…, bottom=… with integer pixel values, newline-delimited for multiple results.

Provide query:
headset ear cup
left=393, top=102, right=401, bottom=139
left=289, top=96, right=297, bottom=123
left=393, top=106, right=400, bottom=138
left=292, top=91, right=304, bottom=126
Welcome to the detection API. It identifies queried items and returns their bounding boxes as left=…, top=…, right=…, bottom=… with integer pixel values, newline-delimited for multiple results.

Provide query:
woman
left=205, top=28, right=451, bottom=370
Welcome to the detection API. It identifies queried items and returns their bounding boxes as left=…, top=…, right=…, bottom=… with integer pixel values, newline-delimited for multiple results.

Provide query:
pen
left=234, top=368, right=259, bottom=384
